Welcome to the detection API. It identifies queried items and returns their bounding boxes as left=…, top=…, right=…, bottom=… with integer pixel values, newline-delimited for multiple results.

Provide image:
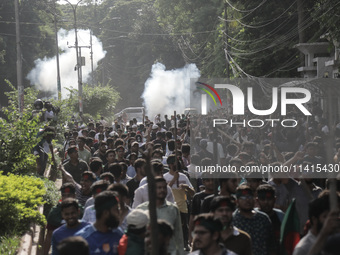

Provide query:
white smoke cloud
left=27, top=28, right=106, bottom=98
left=142, top=63, right=200, bottom=118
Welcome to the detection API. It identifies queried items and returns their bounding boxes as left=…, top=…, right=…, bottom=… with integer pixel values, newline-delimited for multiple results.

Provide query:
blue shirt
left=75, top=224, right=123, bottom=255
left=52, top=221, right=89, bottom=255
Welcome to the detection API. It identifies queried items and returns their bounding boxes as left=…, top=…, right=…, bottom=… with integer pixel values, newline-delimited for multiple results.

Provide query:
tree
left=65, top=83, right=120, bottom=120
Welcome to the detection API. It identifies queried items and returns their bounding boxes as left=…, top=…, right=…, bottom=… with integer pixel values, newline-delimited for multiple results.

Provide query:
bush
left=0, top=81, right=42, bottom=175
left=0, top=173, right=46, bottom=236
left=0, top=236, right=20, bottom=255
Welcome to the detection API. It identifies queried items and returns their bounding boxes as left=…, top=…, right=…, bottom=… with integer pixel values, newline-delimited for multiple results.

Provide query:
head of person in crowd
left=88, top=122, right=95, bottom=131
left=245, top=171, right=263, bottom=193
left=305, top=142, right=318, bottom=157
left=226, top=144, right=238, bottom=157
left=77, top=136, right=86, bottom=150
left=135, top=134, right=142, bottom=143
left=108, top=183, right=129, bottom=211
left=72, top=130, right=78, bottom=140
left=165, top=131, right=173, bottom=141
left=60, top=182, right=76, bottom=200
left=201, top=172, right=215, bottom=194
left=98, top=140, right=107, bottom=154
left=126, top=209, right=149, bottom=237
left=107, top=163, right=122, bottom=183
left=80, top=171, right=97, bottom=196
left=116, top=145, right=125, bottom=160
left=152, top=149, right=163, bottom=161
left=94, top=190, right=120, bottom=230
left=192, top=213, right=224, bottom=253
left=190, top=154, right=200, bottom=166
left=119, top=162, right=128, bottom=180
left=166, top=154, right=181, bottom=172
left=229, top=157, right=243, bottom=172
left=91, top=180, right=109, bottom=199
left=235, top=185, right=255, bottom=213
left=57, top=236, right=89, bottom=255
left=256, top=184, right=276, bottom=215
left=210, top=196, right=236, bottom=227
left=145, top=219, right=174, bottom=255
left=130, top=141, right=139, bottom=153
left=106, top=137, right=114, bottom=149
left=201, top=157, right=212, bottom=167
left=167, top=139, right=175, bottom=152
left=85, top=137, right=94, bottom=149
left=308, top=194, right=332, bottom=235
left=88, top=130, right=96, bottom=139
left=105, top=149, right=116, bottom=165
left=134, top=158, right=146, bottom=178
left=242, top=142, right=255, bottom=156
left=151, top=160, right=164, bottom=176
left=100, top=172, right=114, bottom=184
left=219, top=172, right=238, bottom=196
left=237, top=152, right=252, bottom=165
left=114, top=138, right=124, bottom=148
left=181, top=143, right=190, bottom=158
left=154, top=177, right=168, bottom=202
left=89, top=158, right=103, bottom=177
left=127, top=152, right=137, bottom=166
left=61, top=198, right=81, bottom=228
left=67, top=146, right=79, bottom=161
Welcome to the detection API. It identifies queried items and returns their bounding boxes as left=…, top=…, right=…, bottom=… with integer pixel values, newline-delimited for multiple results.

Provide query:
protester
left=75, top=191, right=123, bottom=255
left=51, top=198, right=90, bottom=255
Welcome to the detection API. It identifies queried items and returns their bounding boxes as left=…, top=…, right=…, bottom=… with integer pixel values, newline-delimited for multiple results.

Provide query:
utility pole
left=65, top=0, right=83, bottom=114
left=53, top=0, right=62, bottom=100
left=14, top=0, right=24, bottom=113
left=90, top=30, right=94, bottom=86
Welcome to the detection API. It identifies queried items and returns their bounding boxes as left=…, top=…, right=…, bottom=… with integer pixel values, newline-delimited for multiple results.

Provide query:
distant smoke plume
left=142, top=63, right=200, bottom=118
left=27, top=28, right=106, bottom=98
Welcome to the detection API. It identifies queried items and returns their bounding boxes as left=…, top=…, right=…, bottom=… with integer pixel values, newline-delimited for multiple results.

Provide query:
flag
left=280, top=199, right=300, bottom=255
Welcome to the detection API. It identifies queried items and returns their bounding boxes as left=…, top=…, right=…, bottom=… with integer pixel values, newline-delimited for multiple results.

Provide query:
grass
left=0, top=236, right=21, bottom=255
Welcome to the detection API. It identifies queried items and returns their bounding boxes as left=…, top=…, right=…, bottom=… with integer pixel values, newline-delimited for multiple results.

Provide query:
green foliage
left=65, top=84, right=121, bottom=119
left=42, top=178, right=60, bottom=208
left=0, top=235, right=20, bottom=255
left=0, top=82, right=43, bottom=175
left=0, top=173, right=46, bottom=236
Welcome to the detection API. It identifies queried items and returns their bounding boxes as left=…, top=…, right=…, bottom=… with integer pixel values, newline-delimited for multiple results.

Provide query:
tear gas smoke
left=27, top=28, right=106, bottom=98
left=142, top=63, right=200, bottom=118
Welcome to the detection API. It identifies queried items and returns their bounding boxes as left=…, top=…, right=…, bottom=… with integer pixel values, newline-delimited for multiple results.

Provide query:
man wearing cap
left=189, top=214, right=236, bottom=255
left=63, top=146, right=89, bottom=184
left=210, top=196, right=252, bottom=255
left=118, top=209, right=149, bottom=255
left=75, top=191, right=123, bottom=255
left=232, top=185, right=274, bottom=255
left=51, top=198, right=90, bottom=255
left=137, top=177, right=185, bottom=255
left=256, top=184, right=284, bottom=254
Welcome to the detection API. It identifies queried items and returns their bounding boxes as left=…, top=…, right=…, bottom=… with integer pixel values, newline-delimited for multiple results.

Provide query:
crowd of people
left=36, top=108, right=340, bottom=255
